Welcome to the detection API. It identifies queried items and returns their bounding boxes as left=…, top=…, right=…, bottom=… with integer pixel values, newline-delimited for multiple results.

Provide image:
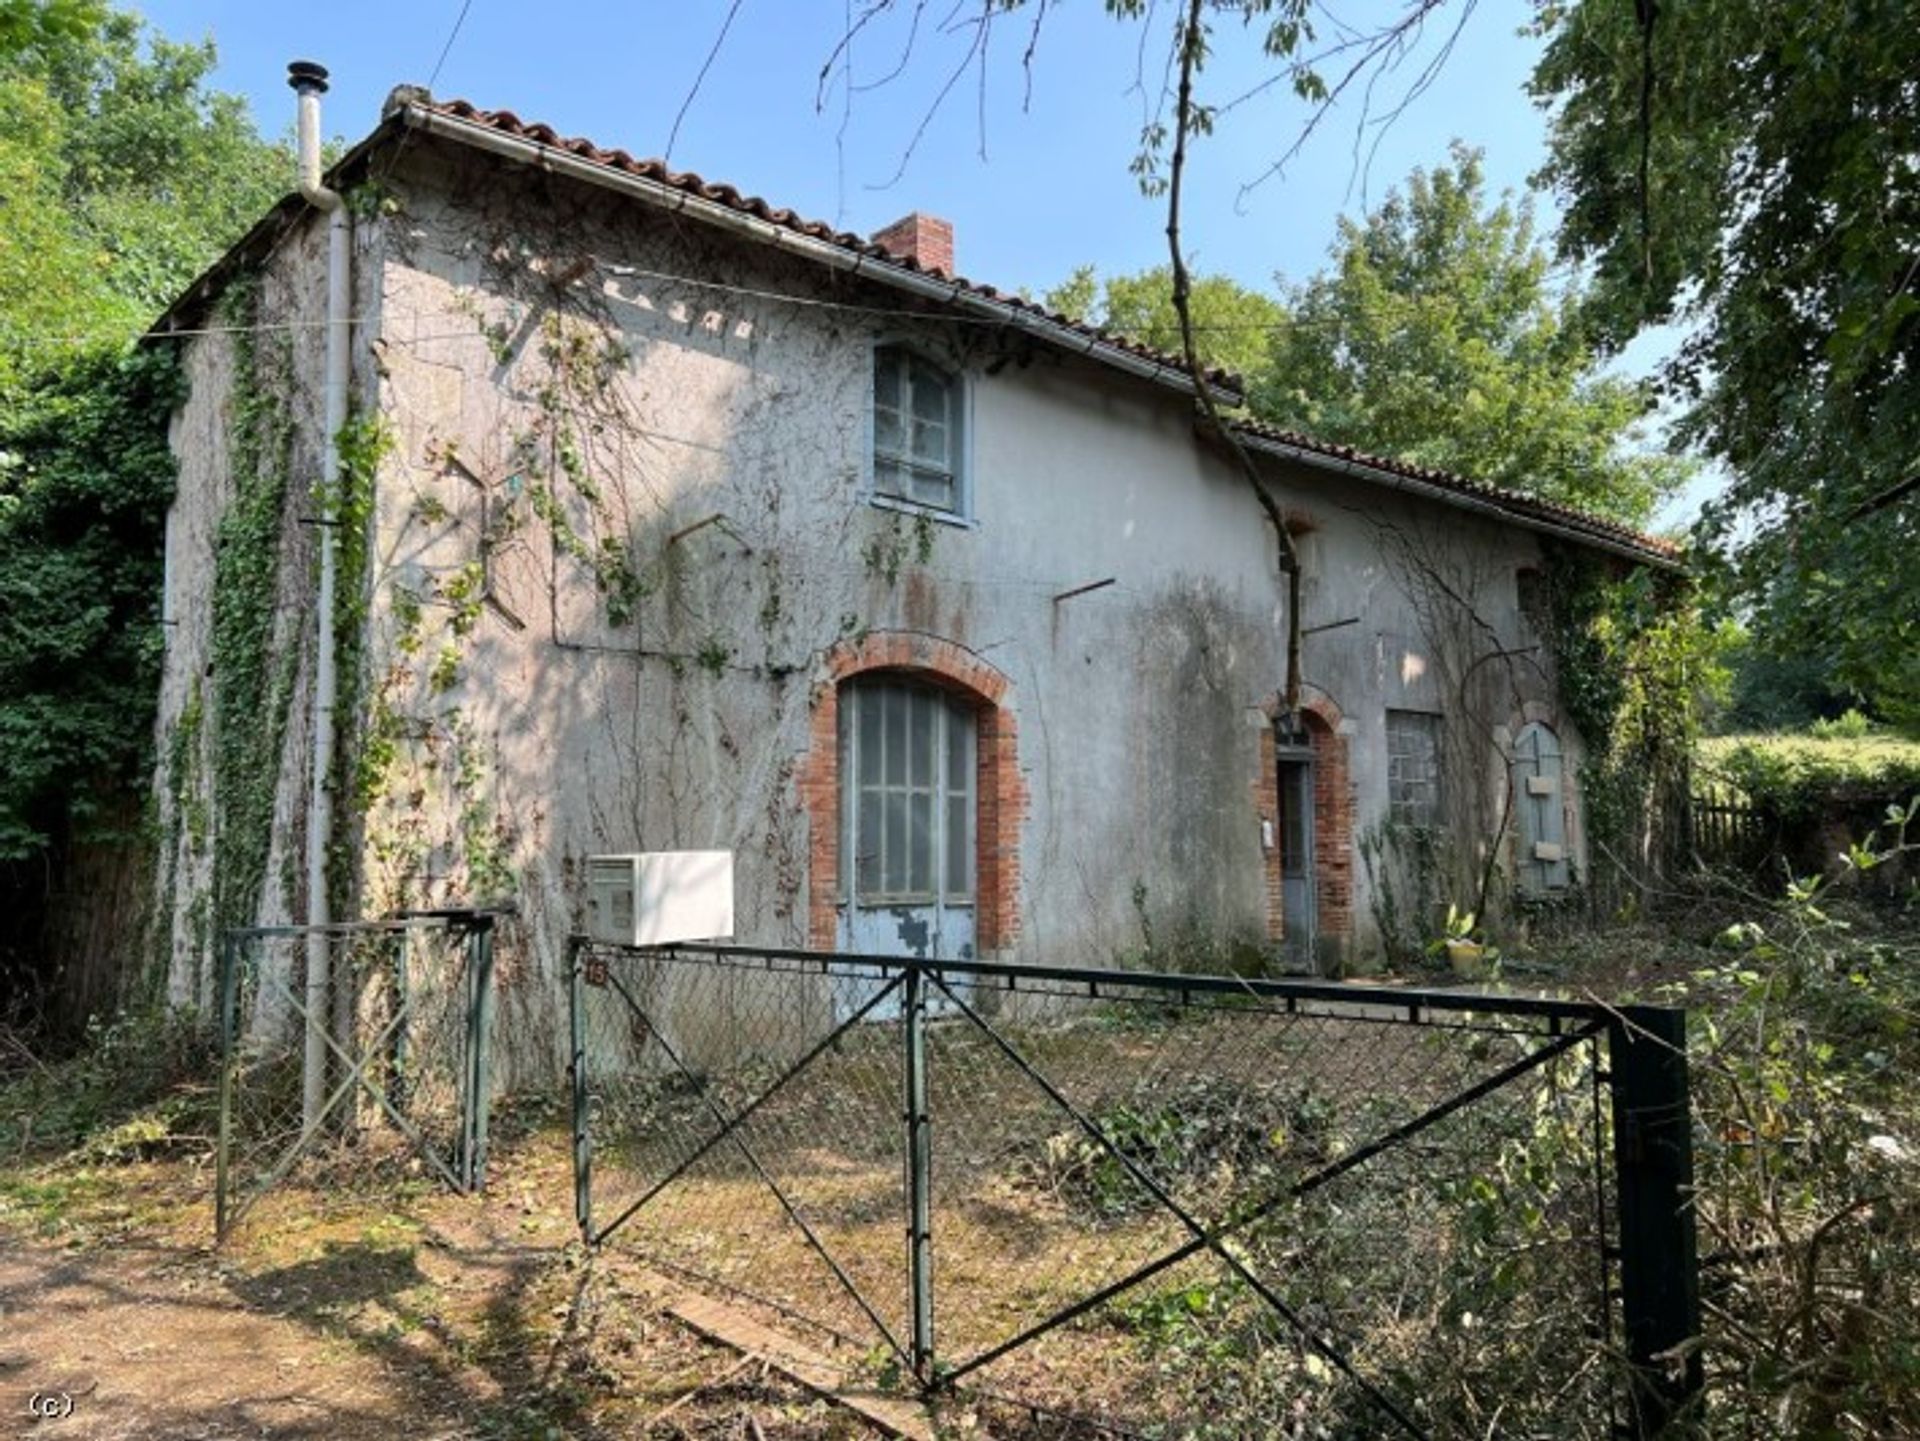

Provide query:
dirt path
left=0, top=1141, right=890, bottom=1439
left=0, top=1238, right=437, bottom=1439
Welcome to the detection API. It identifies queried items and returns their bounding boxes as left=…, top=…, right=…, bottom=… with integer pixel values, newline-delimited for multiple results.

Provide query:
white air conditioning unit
left=587, top=851, right=735, bottom=946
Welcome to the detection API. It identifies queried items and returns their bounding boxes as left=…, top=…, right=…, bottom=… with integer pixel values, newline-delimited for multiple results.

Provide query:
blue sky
left=136, top=2, right=1555, bottom=296
left=133, top=1, right=1709, bottom=527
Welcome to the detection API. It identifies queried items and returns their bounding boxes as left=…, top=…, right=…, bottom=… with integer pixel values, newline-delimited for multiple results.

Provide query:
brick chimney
left=871, top=212, right=954, bottom=276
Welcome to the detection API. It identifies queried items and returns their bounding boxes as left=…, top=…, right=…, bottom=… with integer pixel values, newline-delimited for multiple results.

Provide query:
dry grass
left=585, top=998, right=1618, bottom=1438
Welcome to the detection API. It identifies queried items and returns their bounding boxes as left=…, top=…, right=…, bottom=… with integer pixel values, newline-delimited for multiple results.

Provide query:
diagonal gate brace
left=930, top=972, right=1490, bottom=1441
left=589, top=967, right=907, bottom=1247
left=597, top=965, right=911, bottom=1365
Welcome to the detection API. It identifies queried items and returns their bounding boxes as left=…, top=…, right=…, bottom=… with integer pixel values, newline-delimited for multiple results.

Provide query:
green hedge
left=1700, top=732, right=1920, bottom=820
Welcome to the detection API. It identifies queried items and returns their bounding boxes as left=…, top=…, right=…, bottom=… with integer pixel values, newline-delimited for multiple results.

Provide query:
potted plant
left=1431, top=904, right=1497, bottom=981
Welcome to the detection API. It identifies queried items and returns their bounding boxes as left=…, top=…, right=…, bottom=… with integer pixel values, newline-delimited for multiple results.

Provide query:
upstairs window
left=1386, top=710, right=1445, bottom=829
left=873, top=345, right=964, bottom=514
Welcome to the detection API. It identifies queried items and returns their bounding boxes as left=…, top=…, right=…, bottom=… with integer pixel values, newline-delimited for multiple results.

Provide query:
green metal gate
left=215, top=910, right=501, bottom=1242
left=570, top=939, right=1702, bottom=1439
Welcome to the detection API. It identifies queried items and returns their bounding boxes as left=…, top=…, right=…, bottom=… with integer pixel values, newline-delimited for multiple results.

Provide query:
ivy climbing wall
left=151, top=209, right=386, bottom=1014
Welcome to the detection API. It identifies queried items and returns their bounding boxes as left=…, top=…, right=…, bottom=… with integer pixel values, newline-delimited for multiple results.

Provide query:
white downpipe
left=292, top=62, right=350, bottom=1133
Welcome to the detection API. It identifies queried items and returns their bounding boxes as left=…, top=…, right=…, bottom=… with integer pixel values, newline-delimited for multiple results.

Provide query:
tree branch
left=1165, top=0, right=1303, bottom=713
left=1845, top=471, right=1920, bottom=520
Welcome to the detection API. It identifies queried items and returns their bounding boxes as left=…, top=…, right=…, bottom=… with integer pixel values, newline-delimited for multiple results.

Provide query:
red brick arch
left=1253, top=689, right=1354, bottom=957
left=797, top=631, right=1027, bottom=953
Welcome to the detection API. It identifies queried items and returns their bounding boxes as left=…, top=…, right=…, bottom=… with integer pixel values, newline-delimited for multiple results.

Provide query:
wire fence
left=571, top=939, right=1702, bottom=1440
left=216, top=912, right=501, bottom=1242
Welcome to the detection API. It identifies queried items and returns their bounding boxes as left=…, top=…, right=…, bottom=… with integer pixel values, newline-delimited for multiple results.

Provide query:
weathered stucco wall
left=153, top=136, right=1591, bottom=1073
left=342, top=140, right=1584, bottom=1073
left=153, top=204, right=384, bottom=1011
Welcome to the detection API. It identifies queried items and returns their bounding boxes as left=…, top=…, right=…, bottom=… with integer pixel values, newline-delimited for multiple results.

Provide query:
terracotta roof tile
left=422, top=98, right=1242, bottom=393
left=1230, top=417, right=1681, bottom=564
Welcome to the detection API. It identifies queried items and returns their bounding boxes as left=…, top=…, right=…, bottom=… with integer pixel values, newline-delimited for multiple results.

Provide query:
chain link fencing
left=571, top=939, right=1701, bottom=1440
left=215, top=912, right=501, bottom=1242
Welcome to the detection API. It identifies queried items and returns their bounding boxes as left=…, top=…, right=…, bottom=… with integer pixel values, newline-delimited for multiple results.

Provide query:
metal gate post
left=460, top=917, right=497, bottom=1191
left=903, top=962, right=935, bottom=1382
left=389, top=927, right=412, bottom=1116
left=568, top=934, right=593, bottom=1242
left=1608, top=1005, right=1703, bottom=1436
left=215, top=931, right=240, bottom=1243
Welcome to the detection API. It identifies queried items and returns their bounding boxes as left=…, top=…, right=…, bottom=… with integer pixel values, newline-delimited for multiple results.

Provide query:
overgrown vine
left=204, top=276, right=300, bottom=941
left=1539, top=541, right=1708, bottom=909
left=324, top=409, right=393, bottom=915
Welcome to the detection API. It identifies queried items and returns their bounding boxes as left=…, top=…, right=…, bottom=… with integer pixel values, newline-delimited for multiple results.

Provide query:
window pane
left=857, top=687, right=882, bottom=785
left=874, top=405, right=905, bottom=456
left=875, top=351, right=902, bottom=408
left=909, top=363, right=948, bottom=422
left=873, top=457, right=906, bottom=500
left=883, top=790, right=909, bottom=893
left=946, top=705, right=972, bottom=792
left=909, top=791, right=934, bottom=894
left=905, top=689, right=932, bottom=786
left=946, top=794, right=971, bottom=898
left=884, top=689, right=907, bottom=785
left=911, top=419, right=948, bottom=466
left=856, top=790, right=884, bottom=893
left=910, top=472, right=953, bottom=510
left=1279, top=766, right=1311, bottom=869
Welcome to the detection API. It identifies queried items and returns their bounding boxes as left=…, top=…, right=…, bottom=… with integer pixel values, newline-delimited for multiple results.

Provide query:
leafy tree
left=0, top=6, right=283, bottom=1016
left=0, top=9, right=287, bottom=385
left=1533, top=0, right=1920, bottom=725
left=0, top=0, right=103, bottom=62
left=1046, top=147, right=1685, bottom=527
left=0, top=345, right=182, bottom=860
left=1260, top=144, right=1685, bottom=526
left=1046, top=264, right=1285, bottom=394
left=1713, top=630, right=1860, bottom=736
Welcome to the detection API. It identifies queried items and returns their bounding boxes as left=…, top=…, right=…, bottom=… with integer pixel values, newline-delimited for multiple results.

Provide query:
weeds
left=0, top=1006, right=216, bottom=1160
left=1033, top=1074, right=1336, bottom=1218
left=1665, top=798, right=1920, bottom=1437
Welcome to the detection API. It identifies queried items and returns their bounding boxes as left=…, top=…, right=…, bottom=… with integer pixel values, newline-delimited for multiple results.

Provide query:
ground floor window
left=839, top=679, right=976, bottom=907
left=1386, top=709, right=1444, bottom=829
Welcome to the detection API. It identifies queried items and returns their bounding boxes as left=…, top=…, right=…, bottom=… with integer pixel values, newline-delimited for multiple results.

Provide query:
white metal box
left=586, top=851, right=735, bottom=946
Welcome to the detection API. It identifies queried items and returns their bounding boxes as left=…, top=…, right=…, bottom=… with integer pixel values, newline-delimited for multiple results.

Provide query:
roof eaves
left=1231, top=421, right=1683, bottom=570
left=147, top=115, right=404, bottom=338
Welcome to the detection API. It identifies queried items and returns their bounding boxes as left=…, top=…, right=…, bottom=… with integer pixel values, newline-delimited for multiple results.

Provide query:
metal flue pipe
left=290, top=60, right=351, bottom=1133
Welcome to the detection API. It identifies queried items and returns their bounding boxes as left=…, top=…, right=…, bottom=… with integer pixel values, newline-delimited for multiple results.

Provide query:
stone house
left=147, top=81, right=1677, bottom=1042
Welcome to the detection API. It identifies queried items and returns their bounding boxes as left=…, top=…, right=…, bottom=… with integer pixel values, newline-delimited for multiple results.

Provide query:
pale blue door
left=1275, top=742, right=1316, bottom=965
left=1514, top=723, right=1571, bottom=893
left=837, top=680, right=977, bottom=1018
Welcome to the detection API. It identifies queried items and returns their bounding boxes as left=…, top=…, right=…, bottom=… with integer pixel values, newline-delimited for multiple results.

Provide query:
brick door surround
left=797, top=632, right=1026, bottom=954
left=1253, top=692, right=1354, bottom=950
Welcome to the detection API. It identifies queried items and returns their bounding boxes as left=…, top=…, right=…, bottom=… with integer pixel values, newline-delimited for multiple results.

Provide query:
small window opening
left=1386, top=709, right=1445, bottom=829
left=873, top=345, right=962, bottom=513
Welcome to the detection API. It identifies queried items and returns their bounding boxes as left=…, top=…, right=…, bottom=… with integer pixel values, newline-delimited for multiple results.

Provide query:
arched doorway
left=839, top=675, right=978, bottom=960
left=799, top=632, right=1025, bottom=972
left=1273, top=713, right=1317, bottom=965
left=1513, top=721, right=1570, bottom=894
left=1258, top=693, right=1353, bottom=972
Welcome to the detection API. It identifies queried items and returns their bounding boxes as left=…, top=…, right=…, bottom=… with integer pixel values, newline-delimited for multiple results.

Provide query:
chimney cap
left=287, top=60, right=330, bottom=95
